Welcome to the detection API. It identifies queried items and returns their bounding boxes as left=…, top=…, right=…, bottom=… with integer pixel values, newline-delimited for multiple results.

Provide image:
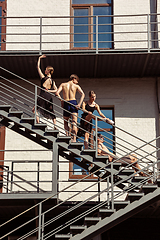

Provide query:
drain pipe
left=155, top=77, right=160, bottom=172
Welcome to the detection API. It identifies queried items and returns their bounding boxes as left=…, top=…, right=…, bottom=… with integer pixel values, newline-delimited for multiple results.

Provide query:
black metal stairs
left=54, top=185, right=160, bottom=240
left=0, top=105, right=145, bottom=191
left=0, top=104, right=159, bottom=240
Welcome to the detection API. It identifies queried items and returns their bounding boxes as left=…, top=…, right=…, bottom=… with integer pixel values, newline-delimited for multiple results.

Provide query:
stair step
left=82, top=149, right=96, bottom=157
left=9, top=111, right=23, bottom=118
left=155, top=179, right=160, bottom=187
left=99, top=208, right=115, bottom=217
left=0, top=105, right=11, bottom=112
left=69, top=142, right=84, bottom=150
left=126, top=192, right=144, bottom=202
left=132, top=176, right=147, bottom=182
left=95, top=155, right=109, bottom=164
left=57, top=136, right=71, bottom=144
left=84, top=217, right=101, bottom=226
left=21, top=117, right=35, bottom=125
left=55, top=234, right=71, bottom=239
left=119, top=169, right=135, bottom=176
left=33, top=123, right=47, bottom=131
left=106, top=162, right=122, bottom=171
left=70, top=225, right=86, bottom=235
left=111, top=200, right=130, bottom=210
left=45, top=129, right=59, bottom=138
left=140, top=184, right=157, bottom=194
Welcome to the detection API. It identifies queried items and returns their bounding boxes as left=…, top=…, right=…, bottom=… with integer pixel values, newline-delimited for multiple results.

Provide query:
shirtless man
left=56, top=74, right=85, bottom=142
left=97, top=133, right=145, bottom=176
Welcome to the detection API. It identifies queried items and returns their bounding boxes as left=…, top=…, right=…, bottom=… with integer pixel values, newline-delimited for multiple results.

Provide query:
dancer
left=97, top=133, right=149, bottom=178
left=78, top=90, right=114, bottom=149
left=56, top=74, right=85, bottom=142
left=32, top=55, right=57, bottom=128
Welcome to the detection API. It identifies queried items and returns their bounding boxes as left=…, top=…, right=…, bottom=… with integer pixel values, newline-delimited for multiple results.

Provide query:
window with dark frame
left=71, top=0, right=113, bottom=49
left=0, top=0, right=6, bottom=51
left=69, top=107, right=114, bottom=179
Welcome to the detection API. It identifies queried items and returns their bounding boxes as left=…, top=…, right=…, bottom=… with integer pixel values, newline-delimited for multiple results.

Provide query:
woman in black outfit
left=78, top=90, right=114, bottom=149
left=32, top=55, right=57, bottom=128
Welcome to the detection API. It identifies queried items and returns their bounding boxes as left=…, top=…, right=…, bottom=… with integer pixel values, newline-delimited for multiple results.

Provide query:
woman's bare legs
left=32, top=106, right=40, bottom=123
left=84, top=132, right=90, bottom=149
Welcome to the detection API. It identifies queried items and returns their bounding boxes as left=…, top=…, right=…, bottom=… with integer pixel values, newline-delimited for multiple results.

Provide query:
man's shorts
left=63, top=100, right=78, bottom=117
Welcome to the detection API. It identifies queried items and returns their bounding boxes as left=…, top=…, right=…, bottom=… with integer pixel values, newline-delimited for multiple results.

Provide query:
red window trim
left=0, top=0, right=7, bottom=51
left=0, top=126, right=5, bottom=193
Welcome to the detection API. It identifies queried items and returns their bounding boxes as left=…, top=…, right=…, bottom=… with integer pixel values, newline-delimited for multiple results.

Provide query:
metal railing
left=0, top=13, right=160, bottom=53
left=0, top=145, right=159, bottom=239
left=0, top=66, right=160, bottom=239
left=0, top=66, right=158, bottom=173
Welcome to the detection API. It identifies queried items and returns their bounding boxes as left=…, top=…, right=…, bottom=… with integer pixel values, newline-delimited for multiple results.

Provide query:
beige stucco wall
left=114, top=0, right=150, bottom=49
left=5, top=0, right=159, bottom=51
left=3, top=76, right=159, bottom=201
left=6, top=0, right=70, bottom=51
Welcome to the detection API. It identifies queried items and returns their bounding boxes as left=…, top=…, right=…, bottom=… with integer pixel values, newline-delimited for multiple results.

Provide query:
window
left=71, top=0, right=113, bottom=49
left=69, top=107, right=114, bottom=179
left=0, top=0, right=6, bottom=51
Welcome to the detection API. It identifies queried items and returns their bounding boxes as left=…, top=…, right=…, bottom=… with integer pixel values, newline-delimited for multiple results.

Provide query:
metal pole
left=95, top=116, right=98, bottom=158
left=147, top=14, right=150, bottom=53
left=111, top=162, right=114, bottom=210
left=107, top=177, right=110, bottom=209
left=41, top=213, right=45, bottom=240
left=52, top=141, right=58, bottom=196
left=38, top=202, right=42, bottom=240
left=40, top=17, right=42, bottom=55
left=98, top=177, right=100, bottom=202
left=37, top=161, right=40, bottom=193
left=34, top=85, right=37, bottom=125
left=10, top=161, right=14, bottom=192
left=96, top=16, right=98, bottom=54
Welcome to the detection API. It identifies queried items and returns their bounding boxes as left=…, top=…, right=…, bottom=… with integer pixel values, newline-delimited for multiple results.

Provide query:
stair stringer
left=70, top=188, right=160, bottom=240
left=0, top=107, right=130, bottom=190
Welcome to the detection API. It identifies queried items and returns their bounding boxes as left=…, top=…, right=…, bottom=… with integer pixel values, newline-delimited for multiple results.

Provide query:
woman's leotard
left=77, top=103, right=96, bottom=137
left=37, top=76, right=56, bottom=119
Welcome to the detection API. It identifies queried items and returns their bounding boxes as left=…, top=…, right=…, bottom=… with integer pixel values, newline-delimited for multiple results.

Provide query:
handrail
left=0, top=142, right=159, bottom=239
left=0, top=67, right=160, bottom=238
left=0, top=66, right=158, bottom=165
left=17, top=159, right=160, bottom=240
left=0, top=14, right=159, bottom=53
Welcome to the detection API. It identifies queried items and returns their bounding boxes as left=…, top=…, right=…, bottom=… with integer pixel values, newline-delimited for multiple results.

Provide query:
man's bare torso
left=62, top=81, right=78, bottom=101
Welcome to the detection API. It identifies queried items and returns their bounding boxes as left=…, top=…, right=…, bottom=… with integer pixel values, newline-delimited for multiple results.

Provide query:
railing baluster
left=40, top=17, right=42, bottom=54
left=96, top=15, right=98, bottom=54
left=38, top=202, right=42, bottom=240
left=34, top=85, right=37, bottom=125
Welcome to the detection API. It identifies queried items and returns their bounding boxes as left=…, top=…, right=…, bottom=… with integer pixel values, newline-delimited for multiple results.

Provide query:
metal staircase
left=0, top=67, right=160, bottom=240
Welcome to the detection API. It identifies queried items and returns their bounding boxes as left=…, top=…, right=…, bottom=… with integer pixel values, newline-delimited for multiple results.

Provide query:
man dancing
left=56, top=74, right=85, bottom=142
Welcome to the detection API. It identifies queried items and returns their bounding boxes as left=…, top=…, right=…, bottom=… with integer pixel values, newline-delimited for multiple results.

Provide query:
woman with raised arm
left=32, top=55, right=57, bottom=128
left=78, top=90, right=114, bottom=149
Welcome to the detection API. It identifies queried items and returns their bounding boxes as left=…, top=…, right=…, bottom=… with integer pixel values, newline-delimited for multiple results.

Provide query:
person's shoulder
left=94, top=102, right=98, bottom=107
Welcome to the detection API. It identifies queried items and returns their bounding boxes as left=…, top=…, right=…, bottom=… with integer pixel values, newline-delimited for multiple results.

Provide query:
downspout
left=150, top=0, right=159, bottom=48
left=155, top=77, right=160, bottom=166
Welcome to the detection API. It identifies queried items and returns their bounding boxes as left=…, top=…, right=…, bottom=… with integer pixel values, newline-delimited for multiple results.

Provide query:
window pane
left=74, top=8, right=89, bottom=48
left=0, top=7, right=2, bottom=50
left=73, top=0, right=112, bottom=4
left=93, top=6, right=112, bottom=48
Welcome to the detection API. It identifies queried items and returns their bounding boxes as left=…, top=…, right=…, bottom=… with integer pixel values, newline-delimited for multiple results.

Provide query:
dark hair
left=97, top=133, right=103, bottom=139
left=89, top=90, right=96, bottom=97
left=47, top=66, right=54, bottom=75
left=70, top=74, right=79, bottom=81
